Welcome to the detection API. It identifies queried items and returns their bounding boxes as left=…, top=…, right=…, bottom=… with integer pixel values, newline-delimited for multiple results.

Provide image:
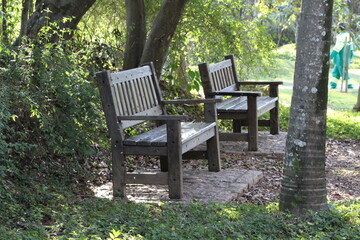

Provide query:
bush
left=0, top=35, right=115, bottom=231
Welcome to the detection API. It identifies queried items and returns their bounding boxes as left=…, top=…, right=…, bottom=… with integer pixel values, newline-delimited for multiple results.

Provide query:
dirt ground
left=233, top=138, right=360, bottom=205
left=90, top=137, right=360, bottom=205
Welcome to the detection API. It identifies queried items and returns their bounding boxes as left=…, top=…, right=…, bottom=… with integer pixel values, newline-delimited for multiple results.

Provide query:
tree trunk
left=349, top=0, right=360, bottom=110
left=140, top=0, right=190, bottom=79
left=279, top=0, right=334, bottom=215
left=19, top=0, right=32, bottom=38
left=16, top=0, right=95, bottom=43
left=354, top=86, right=360, bottom=111
left=123, top=0, right=146, bottom=70
left=2, top=0, right=8, bottom=43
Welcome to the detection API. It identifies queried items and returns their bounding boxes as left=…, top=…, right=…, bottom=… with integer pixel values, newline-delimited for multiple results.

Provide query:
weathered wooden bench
left=96, top=63, right=221, bottom=200
left=198, top=54, right=283, bottom=151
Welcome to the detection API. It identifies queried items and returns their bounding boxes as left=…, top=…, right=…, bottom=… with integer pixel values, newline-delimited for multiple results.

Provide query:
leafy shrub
left=0, top=30, right=116, bottom=231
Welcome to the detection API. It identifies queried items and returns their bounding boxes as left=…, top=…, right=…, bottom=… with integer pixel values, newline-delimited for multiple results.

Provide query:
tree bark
left=123, top=0, right=146, bottom=70
left=2, top=0, right=8, bottom=43
left=19, top=0, right=32, bottom=38
left=140, top=0, right=190, bottom=79
left=354, top=86, right=360, bottom=111
left=279, top=0, right=333, bottom=215
left=16, top=0, right=95, bottom=43
left=349, top=0, right=360, bottom=111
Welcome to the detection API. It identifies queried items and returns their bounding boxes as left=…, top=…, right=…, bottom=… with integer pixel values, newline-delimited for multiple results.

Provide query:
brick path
left=92, top=132, right=287, bottom=203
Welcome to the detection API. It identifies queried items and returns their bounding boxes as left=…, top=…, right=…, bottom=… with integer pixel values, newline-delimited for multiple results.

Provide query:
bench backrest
left=96, top=63, right=165, bottom=130
left=198, top=55, right=240, bottom=97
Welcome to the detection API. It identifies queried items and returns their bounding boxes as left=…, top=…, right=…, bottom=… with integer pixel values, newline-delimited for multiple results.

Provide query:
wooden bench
left=96, top=63, right=221, bottom=200
left=198, top=54, right=283, bottom=151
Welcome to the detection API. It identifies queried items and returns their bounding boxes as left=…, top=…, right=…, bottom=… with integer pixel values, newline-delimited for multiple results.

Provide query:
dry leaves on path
left=233, top=139, right=360, bottom=205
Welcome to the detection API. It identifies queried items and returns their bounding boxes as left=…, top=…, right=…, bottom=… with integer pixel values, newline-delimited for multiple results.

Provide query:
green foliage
left=0, top=24, right=115, bottom=235
left=160, top=0, right=276, bottom=96
left=327, top=109, right=360, bottom=139
left=0, top=197, right=359, bottom=239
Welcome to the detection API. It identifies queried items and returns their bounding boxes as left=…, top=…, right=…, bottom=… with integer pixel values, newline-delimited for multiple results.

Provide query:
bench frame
left=198, top=54, right=283, bottom=151
left=96, top=63, right=221, bottom=199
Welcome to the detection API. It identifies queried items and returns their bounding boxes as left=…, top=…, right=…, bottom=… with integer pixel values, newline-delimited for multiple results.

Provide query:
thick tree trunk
left=16, top=0, right=95, bottom=43
left=354, top=86, right=360, bottom=111
left=140, top=0, right=190, bottom=79
left=279, top=0, right=333, bottom=215
left=123, top=0, right=146, bottom=70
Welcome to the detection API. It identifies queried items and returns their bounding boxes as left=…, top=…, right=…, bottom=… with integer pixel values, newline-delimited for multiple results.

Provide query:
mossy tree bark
left=279, top=0, right=334, bottom=215
left=15, top=0, right=95, bottom=44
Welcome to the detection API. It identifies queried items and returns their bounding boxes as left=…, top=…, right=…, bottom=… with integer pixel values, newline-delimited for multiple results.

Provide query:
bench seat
left=124, top=122, right=216, bottom=149
left=217, top=96, right=278, bottom=114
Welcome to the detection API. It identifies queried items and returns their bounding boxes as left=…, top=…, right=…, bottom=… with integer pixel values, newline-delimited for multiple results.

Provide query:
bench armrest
left=237, top=81, right=283, bottom=86
left=163, top=98, right=222, bottom=105
left=213, top=91, right=262, bottom=97
left=118, top=115, right=189, bottom=121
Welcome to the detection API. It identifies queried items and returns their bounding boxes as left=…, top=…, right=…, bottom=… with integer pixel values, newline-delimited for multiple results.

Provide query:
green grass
left=1, top=193, right=359, bottom=239
left=270, top=44, right=360, bottom=139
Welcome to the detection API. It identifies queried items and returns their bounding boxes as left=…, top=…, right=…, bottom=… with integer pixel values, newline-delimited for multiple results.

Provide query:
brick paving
left=92, top=132, right=287, bottom=204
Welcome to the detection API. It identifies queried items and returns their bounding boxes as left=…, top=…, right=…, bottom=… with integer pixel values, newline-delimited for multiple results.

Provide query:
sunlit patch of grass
left=327, top=108, right=360, bottom=139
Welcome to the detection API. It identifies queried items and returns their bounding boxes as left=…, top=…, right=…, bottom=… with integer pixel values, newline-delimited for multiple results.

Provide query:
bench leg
left=204, top=102, right=221, bottom=171
left=160, top=156, right=168, bottom=172
left=247, top=96, right=258, bottom=151
left=206, top=129, right=221, bottom=172
left=269, top=85, right=280, bottom=135
left=233, top=119, right=242, bottom=133
left=112, top=143, right=127, bottom=200
left=270, top=103, right=280, bottom=135
left=167, top=121, right=183, bottom=199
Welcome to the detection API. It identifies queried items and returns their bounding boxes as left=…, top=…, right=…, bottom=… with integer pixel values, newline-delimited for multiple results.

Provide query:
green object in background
left=330, top=81, right=337, bottom=89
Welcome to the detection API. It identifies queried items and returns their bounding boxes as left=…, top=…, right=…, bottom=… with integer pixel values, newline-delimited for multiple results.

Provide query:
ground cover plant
left=0, top=197, right=359, bottom=239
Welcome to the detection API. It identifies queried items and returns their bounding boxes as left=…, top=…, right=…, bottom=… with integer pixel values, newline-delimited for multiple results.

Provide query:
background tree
left=124, top=0, right=190, bottom=78
left=123, top=0, right=146, bottom=70
left=279, top=0, right=334, bottom=215
left=15, top=0, right=95, bottom=44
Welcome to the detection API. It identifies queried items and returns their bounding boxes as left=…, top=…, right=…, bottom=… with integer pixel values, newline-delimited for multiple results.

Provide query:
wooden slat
left=110, top=66, right=152, bottom=84
left=130, top=79, right=140, bottom=113
left=138, top=77, right=148, bottom=110
left=135, top=79, right=145, bottom=113
left=111, top=84, right=120, bottom=116
left=145, top=75, right=157, bottom=108
left=208, top=59, right=232, bottom=72
left=126, top=172, right=168, bottom=185
left=123, top=145, right=167, bottom=156
left=217, top=97, right=248, bottom=111
left=219, top=132, right=248, bottom=141
left=182, top=127, right=215, bottom=154
left=123, top=122, right=216, bottom=147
